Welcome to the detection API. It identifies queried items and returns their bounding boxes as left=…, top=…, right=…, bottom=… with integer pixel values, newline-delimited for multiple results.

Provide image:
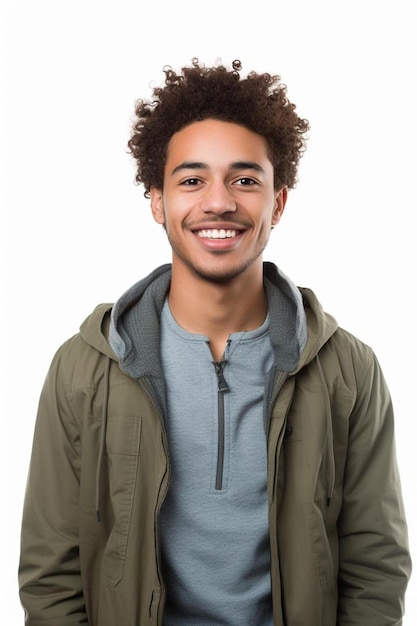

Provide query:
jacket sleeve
left=337, top=350, right=412, bottom=625
left=19, top=345, right=88, bottom=624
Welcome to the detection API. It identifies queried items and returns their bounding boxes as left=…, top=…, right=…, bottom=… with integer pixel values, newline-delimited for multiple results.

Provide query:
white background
left=1, top=0, right=415, bottom=622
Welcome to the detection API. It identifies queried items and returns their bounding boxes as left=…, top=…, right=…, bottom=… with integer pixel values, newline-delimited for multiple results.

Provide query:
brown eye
left=182, top=178, right=201, bottom=186
left=235, top=177, right=257, bottom=186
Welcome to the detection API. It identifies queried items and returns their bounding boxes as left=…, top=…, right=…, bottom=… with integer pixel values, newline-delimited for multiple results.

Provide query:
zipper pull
left=213, top=360, right=229, bottom=392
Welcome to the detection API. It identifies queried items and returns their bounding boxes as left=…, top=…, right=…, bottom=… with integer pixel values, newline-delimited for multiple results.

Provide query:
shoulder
left=317, top=327, right=379, bottom=398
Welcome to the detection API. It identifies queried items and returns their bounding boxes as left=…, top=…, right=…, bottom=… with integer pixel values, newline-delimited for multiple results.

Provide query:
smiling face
left=150, top=119, right=286, bottom=285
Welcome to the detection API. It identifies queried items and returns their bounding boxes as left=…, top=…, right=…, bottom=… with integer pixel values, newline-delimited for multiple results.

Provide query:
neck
left=168, top=263, right=267, bottom=361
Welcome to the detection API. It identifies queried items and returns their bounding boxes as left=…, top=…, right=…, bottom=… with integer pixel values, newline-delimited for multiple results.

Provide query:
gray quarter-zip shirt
left=159, top=299, right=274, bottom=626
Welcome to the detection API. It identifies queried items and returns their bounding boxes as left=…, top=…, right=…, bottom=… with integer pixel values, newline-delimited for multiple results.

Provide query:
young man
left=19, top=59, right=411, bottom=625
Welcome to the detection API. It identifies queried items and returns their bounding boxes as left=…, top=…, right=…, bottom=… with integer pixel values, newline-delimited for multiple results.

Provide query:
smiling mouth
left=196, top=228, right=240, bottom=239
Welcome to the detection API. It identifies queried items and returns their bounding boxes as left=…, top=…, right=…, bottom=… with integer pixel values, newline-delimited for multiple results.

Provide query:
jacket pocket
left=102, top=414, right=142, bottom=587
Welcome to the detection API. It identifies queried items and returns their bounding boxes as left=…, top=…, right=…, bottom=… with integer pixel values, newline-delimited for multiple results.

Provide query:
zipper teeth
left=215, top=390, right=225, bottom=490
left=213, top=359, right=229, bottom=491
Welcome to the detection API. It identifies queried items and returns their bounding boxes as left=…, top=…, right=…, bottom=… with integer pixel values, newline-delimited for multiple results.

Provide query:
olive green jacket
left=19, top=264, right=411, bottom=625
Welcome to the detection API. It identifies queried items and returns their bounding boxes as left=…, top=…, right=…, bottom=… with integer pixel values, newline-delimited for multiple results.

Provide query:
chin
left=190, top=260, right=257, bottom=284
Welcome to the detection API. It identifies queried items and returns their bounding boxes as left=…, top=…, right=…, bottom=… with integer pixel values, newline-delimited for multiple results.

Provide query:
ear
left=272, top=186, right=287, bottom=226
left=150, top=187, right=165, bottom=225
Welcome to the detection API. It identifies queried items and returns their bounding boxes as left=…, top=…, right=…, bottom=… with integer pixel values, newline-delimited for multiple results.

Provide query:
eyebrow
left=170, top=161, right=266, bottom=176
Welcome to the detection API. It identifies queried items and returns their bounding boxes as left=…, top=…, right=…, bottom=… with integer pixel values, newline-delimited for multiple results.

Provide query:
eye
left=234, top=177, right=258, bottom=186
left=181, top=177, right=202, bottom=186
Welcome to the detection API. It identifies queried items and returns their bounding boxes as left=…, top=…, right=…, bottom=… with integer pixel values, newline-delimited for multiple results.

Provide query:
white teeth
left=197, top=229, right=238, bottom=239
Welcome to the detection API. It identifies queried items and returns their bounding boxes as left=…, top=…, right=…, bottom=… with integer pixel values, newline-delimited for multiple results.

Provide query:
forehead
left=165, top=119, right=271, bottom=168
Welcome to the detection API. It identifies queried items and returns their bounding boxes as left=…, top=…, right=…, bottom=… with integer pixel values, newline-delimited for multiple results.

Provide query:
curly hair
left=128, top=59, right=310, bottom=197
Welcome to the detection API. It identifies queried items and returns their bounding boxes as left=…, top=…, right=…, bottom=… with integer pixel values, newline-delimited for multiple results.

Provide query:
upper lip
left=190, top=222, right=247, bottom=232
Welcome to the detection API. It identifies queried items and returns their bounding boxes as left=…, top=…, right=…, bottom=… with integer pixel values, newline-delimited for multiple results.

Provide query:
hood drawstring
left=316, top=355, right=335, bottom=507
left=95, top=356, right=111, bottom=522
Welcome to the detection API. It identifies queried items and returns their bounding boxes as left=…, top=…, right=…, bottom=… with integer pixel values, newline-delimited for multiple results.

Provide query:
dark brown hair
left=128, top=59, right=310, bottom=197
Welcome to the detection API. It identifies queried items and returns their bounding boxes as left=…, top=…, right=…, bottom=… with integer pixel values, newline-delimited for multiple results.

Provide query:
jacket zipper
left=138, top=377, right=170, bottom=625
left=265, top=370, right=289, bottom=434
left=212, top=359, right=229, bottom=490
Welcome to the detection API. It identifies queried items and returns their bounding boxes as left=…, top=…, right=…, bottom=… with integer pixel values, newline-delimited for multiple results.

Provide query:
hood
left=79, top=262, right=338, bottom=372
left=79, top=303, right=116, bottom=359
left=296, top=286, right=338, bottom=369
left=262, top=262, right=337, bottom=372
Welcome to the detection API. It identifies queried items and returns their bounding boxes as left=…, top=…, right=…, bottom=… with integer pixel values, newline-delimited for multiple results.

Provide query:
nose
left=200, top=181, right=237, bottom=214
